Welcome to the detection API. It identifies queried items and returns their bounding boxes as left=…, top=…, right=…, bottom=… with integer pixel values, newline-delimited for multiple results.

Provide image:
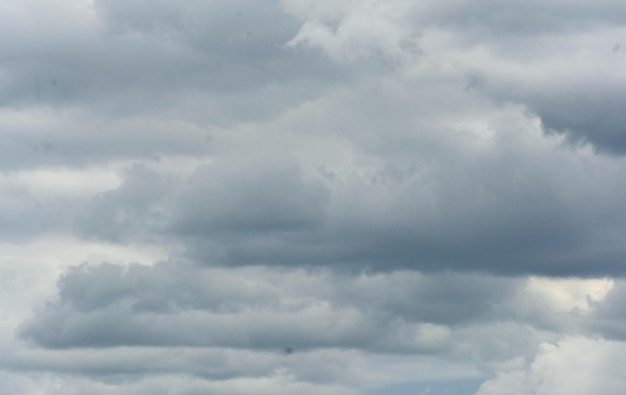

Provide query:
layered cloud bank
left=3, top=1, right=626, bottom=394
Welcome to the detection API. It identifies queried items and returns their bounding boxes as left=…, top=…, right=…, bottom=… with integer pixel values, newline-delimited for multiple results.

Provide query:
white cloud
left=476, top=337, right=626, bottom=395
left=284, top=0, right=418, bottom=64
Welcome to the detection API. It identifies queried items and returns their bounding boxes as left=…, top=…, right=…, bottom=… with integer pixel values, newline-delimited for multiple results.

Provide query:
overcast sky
left=2, top=0, right=626, bottom=394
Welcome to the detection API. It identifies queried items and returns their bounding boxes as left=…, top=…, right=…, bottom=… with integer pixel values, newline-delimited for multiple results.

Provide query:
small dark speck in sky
left=613, top=43, right=621, bottom=52
left=284, top=347, right=293, bottom=355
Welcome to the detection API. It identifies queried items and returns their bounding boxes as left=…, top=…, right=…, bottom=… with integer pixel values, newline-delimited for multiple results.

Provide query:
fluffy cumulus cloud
left=3, top=0, right=626, bottom=394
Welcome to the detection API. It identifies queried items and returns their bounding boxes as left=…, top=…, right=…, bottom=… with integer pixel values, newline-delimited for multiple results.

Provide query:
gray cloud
left=22, top=262, right=499, bottom=353
left=466, top=67, right=626, bottom=155
left=0, top=0, right=343, bottom=114
left=75, top=164, right=173, bottom=242
left=417, top=1, right=626, bottom=155
left=16, top=260, right=610, bottom=391
left=0, top=110, right=212, bottom=170
left=415, top=0, right=626, bottom=35
left=0, top=187, right=71, bottom=241
left=171, top=157, right=330, bottom=236
left=0, top=0, right=345, bottom=172
left=72, top=118, right=626, bottom=276
left=4, top=0, right=626, bottom=394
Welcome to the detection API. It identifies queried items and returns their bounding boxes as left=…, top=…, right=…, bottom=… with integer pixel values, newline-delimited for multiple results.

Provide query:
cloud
left=285, top=0, right=419, bottom=66
left=413, top=1, right=626, bottom=154
left=0, top=370, right=361, bottom=395
left=67, top=99, right=626, bottom=276
left=15, top=259, right=623, bottom=393
left=476, top=337, right=626, bottom=395
left=19, top=262, right=493, bottom=352
left=4, top=0, right=626, bottom=276
left=3, top=0, right=626, bottom=393
left=171, top=157, right=329, bottom=236
left=0, top=0, right=342, bottom=117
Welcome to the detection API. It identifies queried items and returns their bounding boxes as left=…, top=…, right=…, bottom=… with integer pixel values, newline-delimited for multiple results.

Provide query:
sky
left=2, top=0, right=626, bottom=394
